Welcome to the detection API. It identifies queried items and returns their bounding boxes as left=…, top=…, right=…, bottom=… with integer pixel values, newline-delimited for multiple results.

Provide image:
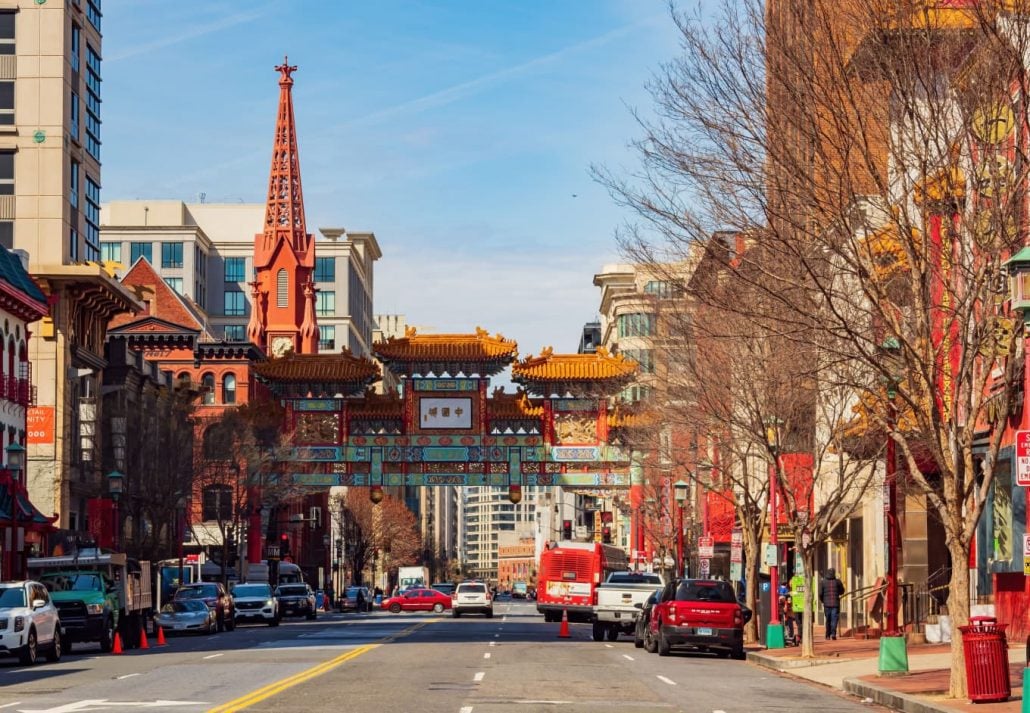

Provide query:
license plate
left=697, top=627, right=713, bottom=636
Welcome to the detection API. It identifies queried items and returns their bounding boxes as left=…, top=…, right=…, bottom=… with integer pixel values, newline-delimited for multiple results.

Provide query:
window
left=70, top=23, right=80, bottom=71
left=161, top=242, right=183, bottom=268
left=100, top=242, right=121, bottom=263
left=87, top=0, right=102, bottom=32
left=130, top=242, right=152, bottom=264
left=69, top=228, right=79, bottom=262
left=0, top=12, right=13, bottom=60
left=318, top=325, right=335, bottom=351
left=621, top=385, right=652, bottom=403
left=201, top=373, right=215, bottom=405
left=69, top=159, right=79, bottom=208
left=85, top=45, right=101, bottom=160
left=621, top=349, right=655, bottom=374
left=276, top=269, right=288, bottom=308
left=314, top=257, right=335, bottom=283
left=316, top=291, right=335, bottom=317
left=202, top=485, right=233, bottom=522
left=224, top=289, right=245, bottom=317
left=163, top=277, right=183, bottom=294
left=224, top=257, right=245, bottom=283
left=70, top=91, right=79, bottom=141
left=617, top=313, right=655, bottom=338
left=643, top=280, right=682, bottom=298
left=84, top=176, right=100, bottom=262
left=0, top=80, right=12, bottom=126
left=224, top=325, right=245, bottom=342
left=0, top=222, right=10, bottom=250
left=222, top=373, right=237, bottom=405
left=0, top=152, right=12, bottom=195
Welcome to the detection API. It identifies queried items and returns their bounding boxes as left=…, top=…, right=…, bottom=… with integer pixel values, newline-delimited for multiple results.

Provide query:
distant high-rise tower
left=247, top=58, right=318, bottom=356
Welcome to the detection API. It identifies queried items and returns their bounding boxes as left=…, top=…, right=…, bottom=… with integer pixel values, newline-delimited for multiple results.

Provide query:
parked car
left=633, top=588, right=663, bottom=649
left=155, top=600, right=217, bottom=634
left=275, top=583, right=317, bottom=620
left=339, top=586, right=372, bottom=612
left=451, top=581, right=492, bottom=618
left=173, top=582, right=235, bottom=632
left=647, top=579, right=746, bottom=660
left=594, top=571, right=665, bottom=641
left=232, top=583, right=279, bottom=626
left=383, top=587, right=451, bottom=614
left=0, top=580, right=61, bottom=665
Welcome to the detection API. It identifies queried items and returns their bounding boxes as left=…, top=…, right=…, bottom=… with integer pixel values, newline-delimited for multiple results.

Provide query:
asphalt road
left=0, top=600, right=888, bottom=713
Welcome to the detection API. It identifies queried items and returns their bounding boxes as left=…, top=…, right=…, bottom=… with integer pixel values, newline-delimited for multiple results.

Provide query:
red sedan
left=383, top=588, right=452, bottom=614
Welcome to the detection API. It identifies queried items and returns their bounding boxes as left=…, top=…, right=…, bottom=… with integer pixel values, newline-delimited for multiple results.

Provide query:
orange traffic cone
left=139, top=627, right=149, bottom=650
left=558, top=608, right=571, bottom=639
left=156, top=626, right=167, bottom=646
left=111, top=632, right=123, bottom=655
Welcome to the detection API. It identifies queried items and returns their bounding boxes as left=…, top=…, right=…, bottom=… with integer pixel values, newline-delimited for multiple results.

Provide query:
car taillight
left=734, top=609, right=743, bottom=627
left=666, top=604, right=677, bottom=624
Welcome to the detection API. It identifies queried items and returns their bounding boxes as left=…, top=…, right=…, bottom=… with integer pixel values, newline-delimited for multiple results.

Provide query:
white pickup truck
left=592, top=571, right=665, bottom=642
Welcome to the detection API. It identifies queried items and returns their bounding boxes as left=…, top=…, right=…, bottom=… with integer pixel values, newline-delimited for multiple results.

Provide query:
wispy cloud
left=106, top=5, right=273, bottom=62
left=342, top=15, right=662, bottom=127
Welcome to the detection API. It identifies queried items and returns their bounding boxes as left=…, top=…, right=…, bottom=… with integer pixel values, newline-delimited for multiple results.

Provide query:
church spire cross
left=255, top=57, right=312, bottom=270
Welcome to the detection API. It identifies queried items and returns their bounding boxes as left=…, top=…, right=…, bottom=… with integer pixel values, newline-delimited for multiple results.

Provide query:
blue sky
left=102, top=1, right=685, bottom=358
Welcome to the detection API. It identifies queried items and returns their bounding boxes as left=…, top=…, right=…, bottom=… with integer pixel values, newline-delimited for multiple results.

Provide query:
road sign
left=698, top=536, right=715, bottom=558
left=699, top=558, right=710, bottom=577
left=731, top=528, right=743, bottom=546
left=730, top=545, right=742, bottom=563
left=1017, top=431, right=1030, bottom=486
left=730, top=562, right=742, bottom=581
left=264, top=545, right=281, bottom=561
left=763, top=543, right=778, bottom=567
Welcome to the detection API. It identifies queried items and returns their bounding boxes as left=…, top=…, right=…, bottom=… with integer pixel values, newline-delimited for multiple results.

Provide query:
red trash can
left=959, top=616, right=1011, bottom=703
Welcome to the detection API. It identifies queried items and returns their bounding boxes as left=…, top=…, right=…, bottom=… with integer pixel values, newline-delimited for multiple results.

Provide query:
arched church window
left=222, top=373, right=237, bottom=405
left=277, top=269, right=288, bottom=308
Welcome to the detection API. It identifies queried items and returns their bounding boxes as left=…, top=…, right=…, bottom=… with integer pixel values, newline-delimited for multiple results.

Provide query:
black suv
left=174, top=582, right=236, bottom=632
left=275, top=583, right=317, bottom=620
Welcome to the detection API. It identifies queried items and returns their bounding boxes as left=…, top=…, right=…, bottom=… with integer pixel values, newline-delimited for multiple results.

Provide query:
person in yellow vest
left=789, top=571, right=807, bottom=645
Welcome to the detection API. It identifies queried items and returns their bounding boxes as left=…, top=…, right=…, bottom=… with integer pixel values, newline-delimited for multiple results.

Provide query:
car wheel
left=644, top=629, right=658, bottom=654
left=633, top=631, right=644, bottom=648
left=731, top=645, right=746, bottom=660
left=592, top=623, right=605, bottom=642
left=485, top=610, right=493, bottom=619
left=64, top=639, right=73, bottom=655
left=18, top=628, right=37, bottom=665
left=99, top=618, right=114, bottom=652
left=46, top=629, right=61, bottom=663
left=432, top=603, right=444, bottom=614
left=389, top=603, right=401, bottom=614
left=606, top=626, right=619, bottom=642
left=452, top=610, right=460, bottom=618
left=657, top=629, right=671, bottom=657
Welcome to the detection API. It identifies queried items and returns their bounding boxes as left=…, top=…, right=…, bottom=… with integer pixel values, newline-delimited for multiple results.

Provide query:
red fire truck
left=536, top=541, right=629, bottom=622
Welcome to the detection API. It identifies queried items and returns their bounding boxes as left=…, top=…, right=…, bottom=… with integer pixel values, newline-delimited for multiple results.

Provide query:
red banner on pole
left=86, top=498, right=114, bottom=549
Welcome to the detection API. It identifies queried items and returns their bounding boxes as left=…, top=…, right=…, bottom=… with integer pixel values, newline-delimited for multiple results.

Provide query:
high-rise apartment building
left=100, top=201, right=380, bottom=357
left=459, top=486, right=540, bottom=582
left=13, top=1, right=140, bottom=531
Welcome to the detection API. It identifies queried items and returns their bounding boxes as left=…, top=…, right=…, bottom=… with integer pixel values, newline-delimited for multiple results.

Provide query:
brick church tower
left=247, top=58, right=319, bottom=356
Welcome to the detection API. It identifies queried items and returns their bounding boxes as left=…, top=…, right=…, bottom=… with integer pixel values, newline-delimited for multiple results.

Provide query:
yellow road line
left=207, top=644, right=377, bottom=713
left=208, top=617, right=443, bottom=712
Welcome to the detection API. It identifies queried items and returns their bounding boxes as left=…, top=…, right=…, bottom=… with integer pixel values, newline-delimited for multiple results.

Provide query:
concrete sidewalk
left=747, top=637, right=1027, bottom=713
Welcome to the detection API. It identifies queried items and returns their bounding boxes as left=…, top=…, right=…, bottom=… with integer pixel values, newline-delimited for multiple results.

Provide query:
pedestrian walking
left=779, top=596, right=798, bottom=645
left=356, top=587, right=366, bottom=613
left=818, top=568, right=845, bottom=640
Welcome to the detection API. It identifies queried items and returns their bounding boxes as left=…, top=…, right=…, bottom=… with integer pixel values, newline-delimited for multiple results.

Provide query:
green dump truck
left=28, top=550, right=153, bottom=652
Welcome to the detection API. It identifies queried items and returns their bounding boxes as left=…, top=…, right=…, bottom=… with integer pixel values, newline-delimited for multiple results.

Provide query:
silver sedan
left=154, top=600, right=217, bottom=634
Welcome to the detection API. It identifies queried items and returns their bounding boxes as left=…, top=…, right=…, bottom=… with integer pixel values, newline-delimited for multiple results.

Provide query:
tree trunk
left=744, top=534, right=761, bottom=644
left=801, top=550, right=816, bottom=658
left=947, top=539, right=971, bottom=699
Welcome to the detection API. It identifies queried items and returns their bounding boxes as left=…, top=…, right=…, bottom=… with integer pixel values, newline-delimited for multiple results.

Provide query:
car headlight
left=13, top=616, right=24, bottom=632
left=266, top=600, right=274, bottom=607
left=86, top=604, right=104, bottom=615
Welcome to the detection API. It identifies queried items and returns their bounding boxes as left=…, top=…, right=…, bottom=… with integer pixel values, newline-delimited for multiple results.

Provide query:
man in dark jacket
left=818, top=568, right=845, bottom=640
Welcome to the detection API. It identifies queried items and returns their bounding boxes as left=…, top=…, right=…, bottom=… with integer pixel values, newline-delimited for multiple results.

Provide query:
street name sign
left=1017, top=430, right=1030, bottom=486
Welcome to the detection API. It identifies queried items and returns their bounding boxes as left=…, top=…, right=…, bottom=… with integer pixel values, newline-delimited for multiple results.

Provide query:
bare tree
left=332, top=489, right=421, bottom=588
left=597, top=3, right=1029, bottom=687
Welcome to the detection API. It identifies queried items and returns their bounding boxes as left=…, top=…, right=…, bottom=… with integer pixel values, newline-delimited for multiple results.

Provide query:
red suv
left=647, top=579, right=745, bottom=659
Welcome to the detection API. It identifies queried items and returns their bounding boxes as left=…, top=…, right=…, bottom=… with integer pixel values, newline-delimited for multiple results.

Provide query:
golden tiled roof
left=489, top=390, right=544, bottom=419
left=512, top=346, right=638, bottom=383
left=252, top=351, right=380, bottom=383
left=608, top=404, right=658, bottom=429
left=374, top=326, right=518, bottom=363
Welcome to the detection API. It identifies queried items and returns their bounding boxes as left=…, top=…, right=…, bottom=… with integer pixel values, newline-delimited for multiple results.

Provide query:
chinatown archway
left=248, top=327, right=645, bottom=576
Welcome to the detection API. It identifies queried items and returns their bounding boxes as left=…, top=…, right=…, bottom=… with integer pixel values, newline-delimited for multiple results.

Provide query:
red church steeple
left=248, top=57, right=319, bottom=355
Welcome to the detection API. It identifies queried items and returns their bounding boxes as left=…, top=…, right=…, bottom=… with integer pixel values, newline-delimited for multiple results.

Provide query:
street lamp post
left=674, top=480, right=688, bottom=578
left=765, top=422, right=785, bottom=650
left=6, top=442, right=25, bottom=579
left=107, top=470, right=124, bottom=551
left=177, top=495, right=187, bottom=590
left=877, top=337, right=908, bottom=674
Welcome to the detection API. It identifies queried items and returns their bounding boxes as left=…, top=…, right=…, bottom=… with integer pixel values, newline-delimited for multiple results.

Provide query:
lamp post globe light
left=764, top=420, right=785, bottom=650
left=6, top=442, right=24, bottom=578
left=107, top=470, right=124, bottom=550
left=673, top=480, right=688, bottom=578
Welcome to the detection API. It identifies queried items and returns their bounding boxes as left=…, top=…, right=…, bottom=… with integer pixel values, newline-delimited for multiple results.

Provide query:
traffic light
left=279, top=533, right=289, bottom=558
left=602, top=525, right=612, bottom=544
left=562, top=520, right=572, bottom=540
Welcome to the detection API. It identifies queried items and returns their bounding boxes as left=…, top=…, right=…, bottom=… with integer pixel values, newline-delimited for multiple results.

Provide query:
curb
left=842, top=677, right=969, bottom=713
left=747, top=650, right=848, bottom=670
